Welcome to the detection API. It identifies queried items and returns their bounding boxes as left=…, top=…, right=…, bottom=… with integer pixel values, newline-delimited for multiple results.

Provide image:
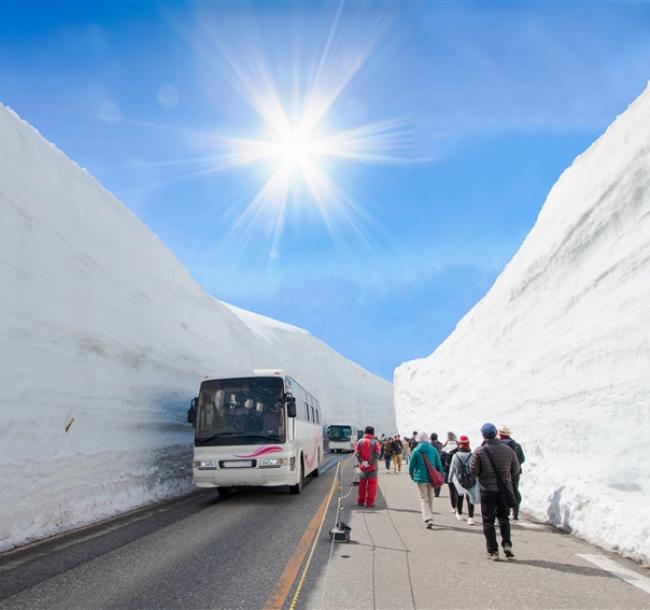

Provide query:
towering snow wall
left=0, top=104, right=394, bottom=552
left=395, top=85, right=650, bottom=563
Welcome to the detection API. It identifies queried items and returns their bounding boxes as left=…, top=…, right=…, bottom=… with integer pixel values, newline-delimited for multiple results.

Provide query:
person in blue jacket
left=409, top=432, right=444, bottom=528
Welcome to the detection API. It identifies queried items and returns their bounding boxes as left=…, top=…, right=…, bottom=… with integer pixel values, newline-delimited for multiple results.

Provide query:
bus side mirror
left=285, top=394, right=297, bottom=418
left=187, top=397, right=198, bottom=424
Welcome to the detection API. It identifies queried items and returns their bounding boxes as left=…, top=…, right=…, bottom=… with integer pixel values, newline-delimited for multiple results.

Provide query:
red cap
left=459, top=435, right=470, bottom=445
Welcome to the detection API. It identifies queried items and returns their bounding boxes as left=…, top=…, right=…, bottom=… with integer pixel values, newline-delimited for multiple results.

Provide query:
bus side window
left=305, top=403, right=310, bottom=421
left=315, top=410, right=320, bottom=424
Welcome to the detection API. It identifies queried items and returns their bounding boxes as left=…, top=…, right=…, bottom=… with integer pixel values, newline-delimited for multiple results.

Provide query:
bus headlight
left=259, top=457, right=289, bottom=468
left=193, top=459, right=218, bottom=470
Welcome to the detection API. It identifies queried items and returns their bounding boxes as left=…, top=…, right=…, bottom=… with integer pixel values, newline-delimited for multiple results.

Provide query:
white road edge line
left=576, top=554, right=650, bottom=595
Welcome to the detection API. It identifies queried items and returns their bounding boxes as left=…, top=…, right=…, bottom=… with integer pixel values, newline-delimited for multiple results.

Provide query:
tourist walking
left=355, top=426, right=382, bottom=508
left=382, top=436, right=394, bottom=473
left=499, top=425, right=526, bottom=520
left=409, top=431, right=418, bottom=452
left=448, top=435, right=480, bottom=525
left=430, top=432, right=443, bottom=455
left=402, top=436, right=411, bottom=466
left=429, top=433, right=443, bottom=496
left=441, top=432, right=459, bottom=511
left=470, top=423, right=521, bottom=561
left=392, top=435, right=404, bottom=473
left=409, top=432, right=444, bottom=528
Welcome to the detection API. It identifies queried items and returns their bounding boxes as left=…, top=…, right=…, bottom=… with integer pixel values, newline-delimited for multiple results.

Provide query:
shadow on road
left=507, top=559, right=619, bottom=578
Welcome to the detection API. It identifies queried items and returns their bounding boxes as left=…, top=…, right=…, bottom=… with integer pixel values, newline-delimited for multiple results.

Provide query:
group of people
left=376, top=433, right=411, bottom=473
left=354, top=423, right=526, bottom=561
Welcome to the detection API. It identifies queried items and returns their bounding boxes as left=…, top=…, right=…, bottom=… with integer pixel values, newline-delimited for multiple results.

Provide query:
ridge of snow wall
left=0, top=104, right=394, bottom=552
left=394, top=84, right=650, bottom=564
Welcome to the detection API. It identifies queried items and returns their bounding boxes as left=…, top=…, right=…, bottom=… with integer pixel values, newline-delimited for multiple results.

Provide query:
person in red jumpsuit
left=355, top=426, right=381, bottom=508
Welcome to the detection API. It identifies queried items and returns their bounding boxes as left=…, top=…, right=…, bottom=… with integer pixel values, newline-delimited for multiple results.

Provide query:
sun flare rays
left=171, top=7, right=413, bottom=260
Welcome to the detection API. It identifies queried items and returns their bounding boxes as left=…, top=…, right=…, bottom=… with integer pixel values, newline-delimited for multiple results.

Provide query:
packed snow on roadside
left=395, top=85, right=650, bottom=563
left=0, top=104, right=394, bottom=552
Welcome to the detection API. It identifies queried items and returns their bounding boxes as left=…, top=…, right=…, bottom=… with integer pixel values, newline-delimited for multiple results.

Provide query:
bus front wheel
left=289, top=460, right=304, bottom=495
left=312, top=450, right=322, bottom=478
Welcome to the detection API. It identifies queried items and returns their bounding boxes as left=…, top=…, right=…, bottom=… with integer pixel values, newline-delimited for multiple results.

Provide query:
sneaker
left=486, top=551, right=500, bottom=561
left=425, top=519, right=434, bottom=529
left=366, top=504, right=375, bottom=509
left=467, top=518, right=475, bottom=525
left=455, top=512, right=462, bottom=521
left=503, top=544, right=515, bottom=560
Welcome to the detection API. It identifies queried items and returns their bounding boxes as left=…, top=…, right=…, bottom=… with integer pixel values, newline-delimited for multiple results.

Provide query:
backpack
left=456, top=455, right=477, bottom=490
left=503, top=438, right=525, bottom=466
left=514, top=441, right=525, bottom=466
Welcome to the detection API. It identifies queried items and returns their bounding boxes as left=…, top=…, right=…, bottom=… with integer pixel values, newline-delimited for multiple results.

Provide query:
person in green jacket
left=409, top=432, right=444, bottom=528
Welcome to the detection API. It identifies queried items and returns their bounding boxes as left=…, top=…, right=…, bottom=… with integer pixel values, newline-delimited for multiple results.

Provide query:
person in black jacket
left=392, top=435, right=404, bottom=473
left=470, top=423, right=520, bottom=561
left=499, top=425, right=525, bottom=520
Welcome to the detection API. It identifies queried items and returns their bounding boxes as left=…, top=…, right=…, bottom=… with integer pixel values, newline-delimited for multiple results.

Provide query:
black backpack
left=456, top=455, right=477, bottom=489
left=503, top=438, right=525, bottom=466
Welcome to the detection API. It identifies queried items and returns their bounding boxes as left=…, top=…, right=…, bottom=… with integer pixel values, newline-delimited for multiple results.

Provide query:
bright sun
left=275, top=131, right=315, bottom=169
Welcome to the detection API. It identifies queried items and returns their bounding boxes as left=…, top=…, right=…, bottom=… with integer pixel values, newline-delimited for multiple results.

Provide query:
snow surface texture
left=0, top=104, right=394, bottom=552
left=395, top=85, right=650, bottom=564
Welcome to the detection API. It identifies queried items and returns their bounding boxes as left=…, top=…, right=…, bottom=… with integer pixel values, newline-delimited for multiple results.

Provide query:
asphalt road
left=0, top=457, right=344, bottom=610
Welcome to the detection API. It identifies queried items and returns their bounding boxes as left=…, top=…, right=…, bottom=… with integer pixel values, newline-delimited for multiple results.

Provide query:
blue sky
left=2, top=1, right=650, bottom=380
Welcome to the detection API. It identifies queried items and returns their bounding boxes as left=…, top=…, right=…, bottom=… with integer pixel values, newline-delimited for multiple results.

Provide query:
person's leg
left=496, top=492, right=512, bottom=549
left=456, top=492, right=464, bottom=516
left=434, top=486, right=441, bottom=497
left=366, top=475, right=378, bottom=507
left=417, top=483, right=433, bottom=522
left=449, top=483, right=458, bottom=510
left=426, top=484, right=434, bottom=518
left=467, top=497, right=475, bottom=519
left=357, top=476, right=368, bottom=506
left=480, top=491, right=498, bottom=554
left=397, top=454, right=403, bottom=472
left=512, top=476, right=521, bottom=519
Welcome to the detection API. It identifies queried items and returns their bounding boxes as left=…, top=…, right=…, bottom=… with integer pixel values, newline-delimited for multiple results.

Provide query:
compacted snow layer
left=395, top=85, right=650, bottom=563
left=0, top=104, right=394, bottom=552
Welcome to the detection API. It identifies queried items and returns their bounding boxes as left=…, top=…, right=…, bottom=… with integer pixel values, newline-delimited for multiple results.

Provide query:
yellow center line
left=264, top=458, right=348, bottom=610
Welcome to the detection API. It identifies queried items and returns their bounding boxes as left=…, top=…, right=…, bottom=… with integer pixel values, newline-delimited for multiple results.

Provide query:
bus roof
left=200, top=369, right=287, bottom=382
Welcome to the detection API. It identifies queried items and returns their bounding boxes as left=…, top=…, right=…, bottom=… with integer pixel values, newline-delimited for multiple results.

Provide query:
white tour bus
left=327, top=424, right=358, bottom=453
left=187, top=370, right=323, bottom=494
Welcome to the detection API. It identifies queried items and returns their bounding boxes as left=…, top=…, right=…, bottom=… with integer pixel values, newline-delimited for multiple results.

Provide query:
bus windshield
left=328, top=425, right=352, bottom=441
left=195, top=377, right=286, bottom=446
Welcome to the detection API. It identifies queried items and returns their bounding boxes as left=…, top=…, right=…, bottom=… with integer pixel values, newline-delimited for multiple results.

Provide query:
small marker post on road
left=329, top=461, right=352, bottom=543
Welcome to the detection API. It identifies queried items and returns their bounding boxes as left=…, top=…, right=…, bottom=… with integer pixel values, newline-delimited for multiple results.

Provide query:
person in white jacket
left=448, top=435, right=480, bottom=525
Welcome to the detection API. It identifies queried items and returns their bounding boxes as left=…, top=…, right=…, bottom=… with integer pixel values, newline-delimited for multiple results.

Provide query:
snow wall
left=0, top=104, right=395, bottom=552
left=395, top=85, right=650, bottom=564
